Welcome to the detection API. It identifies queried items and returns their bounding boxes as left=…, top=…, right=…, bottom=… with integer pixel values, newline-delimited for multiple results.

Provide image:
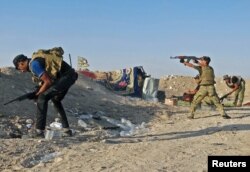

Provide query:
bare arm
left=227, top=84, right=240, bottom=95
left=186, top=89, right=198, bottom=94
left=36, top=72, right=53, bottom=96
left=183, top=61, right=195, bottom=68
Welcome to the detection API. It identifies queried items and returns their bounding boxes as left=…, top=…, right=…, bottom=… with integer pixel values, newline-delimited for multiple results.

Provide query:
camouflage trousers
left=233, top=80, right=245, bottom=106
left=190, top=85, right=226, bottom=118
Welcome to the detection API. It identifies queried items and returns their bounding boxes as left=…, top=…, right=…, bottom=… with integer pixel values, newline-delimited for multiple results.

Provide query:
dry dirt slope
left=1, top=67, right=250, bottom=172
left=0, top=67, right=167, bottom=170
left=0, top=67, right=161, bottom=124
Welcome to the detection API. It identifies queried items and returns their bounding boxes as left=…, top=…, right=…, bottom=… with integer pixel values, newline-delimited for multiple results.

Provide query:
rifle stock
left=219, top=93, right=230, bottom=103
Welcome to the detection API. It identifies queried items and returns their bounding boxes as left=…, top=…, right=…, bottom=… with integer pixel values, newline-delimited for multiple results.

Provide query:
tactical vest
left=29, top=47, right=64, bottom=82
left=200, top=66, right=215, bottom=85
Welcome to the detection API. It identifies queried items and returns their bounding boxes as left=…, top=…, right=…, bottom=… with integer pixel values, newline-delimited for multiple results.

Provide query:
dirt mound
left=0, top=67, right=163, bottom=136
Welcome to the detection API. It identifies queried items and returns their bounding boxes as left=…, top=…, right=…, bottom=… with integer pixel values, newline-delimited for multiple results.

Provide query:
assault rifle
left=170, top=56, right=201, bottom=63
left=4, top=88, right=39, bottom=106
left=219, top=93, right=230, bottom=103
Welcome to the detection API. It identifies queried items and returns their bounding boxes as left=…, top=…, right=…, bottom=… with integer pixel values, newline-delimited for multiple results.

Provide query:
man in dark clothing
left=13, top=48, right=78, bottom=138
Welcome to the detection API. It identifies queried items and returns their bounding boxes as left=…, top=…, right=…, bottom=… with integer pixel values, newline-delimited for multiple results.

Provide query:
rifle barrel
left=3, top=92, right=35, bottom=106
left=170, top=56, right=180, bottom=59
left=3, top=99, right=17, bottom=105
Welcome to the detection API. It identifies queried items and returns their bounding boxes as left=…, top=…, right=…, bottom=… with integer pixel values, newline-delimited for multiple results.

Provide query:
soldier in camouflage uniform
left=223, top=75, right=245, bottom=107
left=183, top=56, right=231, bottom=119
left=184, top=75, right=213, bottom=106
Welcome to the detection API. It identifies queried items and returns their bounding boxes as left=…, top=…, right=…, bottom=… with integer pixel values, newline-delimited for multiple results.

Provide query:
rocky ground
left=0, top=67, right=250, bottom=172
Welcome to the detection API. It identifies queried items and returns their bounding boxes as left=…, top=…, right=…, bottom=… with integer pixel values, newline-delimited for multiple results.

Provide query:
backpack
left=30, top=47, right=64, bottom=81
left=32, top=47, right=64, bottom=59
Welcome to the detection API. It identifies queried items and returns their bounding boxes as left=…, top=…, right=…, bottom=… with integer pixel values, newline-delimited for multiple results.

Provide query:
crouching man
left=13, top=47, right=78, bottom=138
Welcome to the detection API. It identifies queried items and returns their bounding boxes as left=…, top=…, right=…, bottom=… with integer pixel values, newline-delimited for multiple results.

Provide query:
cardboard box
left=165, top=98, right=178, bottom=106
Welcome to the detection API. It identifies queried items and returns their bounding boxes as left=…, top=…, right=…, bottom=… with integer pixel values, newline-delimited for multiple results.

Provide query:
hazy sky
left=1, top=0, right=249, bottom=78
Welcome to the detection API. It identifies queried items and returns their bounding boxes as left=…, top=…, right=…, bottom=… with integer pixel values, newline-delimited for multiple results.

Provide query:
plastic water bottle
left=49, top=122, right=62, bottom=129
left=101, top=116, right=129, bottom=130
left=121, top=118, right=134, bottom=128
left=78, top=119, right=88, bottom=128
left=45, top=130, right=61, bottom=140
left=49, top=118, right=62, bottom=129
left=21, top=152, right=61, bottom=168
left=120, top=131, right=132, bottom=137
